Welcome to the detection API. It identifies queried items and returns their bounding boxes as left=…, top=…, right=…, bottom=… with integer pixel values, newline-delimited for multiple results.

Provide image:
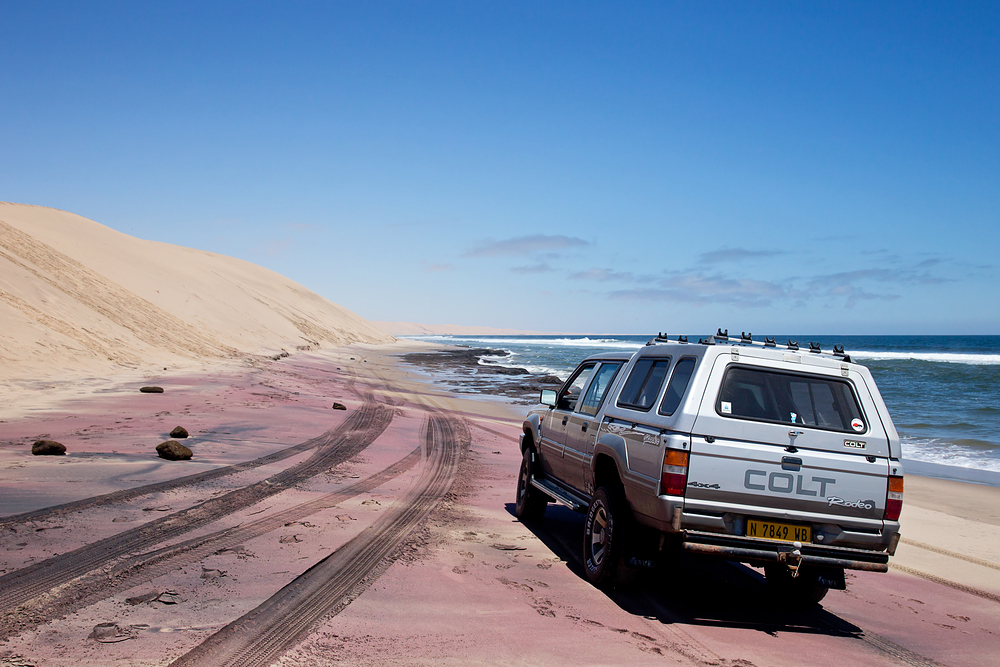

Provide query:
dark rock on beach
left=169, top=426, right=189, bottom=438
left=403, top=348, right=506, bottom=365
left=489, top=366, right=530, bottom=376
left=332, top=402, right=347, bottom=410
left=156, top=440, right=192, bottom=461
left=140, top=386, right=164, bottom=393
left=32, top=439, right=66, bottom=456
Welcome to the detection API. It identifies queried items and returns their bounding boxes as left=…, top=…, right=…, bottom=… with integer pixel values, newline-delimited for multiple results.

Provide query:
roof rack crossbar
left=643, top=330, right=851, bottom=361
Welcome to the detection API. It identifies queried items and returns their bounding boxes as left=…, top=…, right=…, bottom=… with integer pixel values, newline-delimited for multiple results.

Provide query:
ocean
left=406, top=334, right=1000, bottom=483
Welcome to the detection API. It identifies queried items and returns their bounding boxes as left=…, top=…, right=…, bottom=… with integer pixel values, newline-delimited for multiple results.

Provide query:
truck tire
left=515, top=448, right=548, bottom=522
left=583, top=486, right=630, bottom=587
left=764, top=563, right=830, bottom=605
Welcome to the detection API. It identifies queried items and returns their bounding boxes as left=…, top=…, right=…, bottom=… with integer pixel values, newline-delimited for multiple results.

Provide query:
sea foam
left=850, top=351, right=1000, bottom=365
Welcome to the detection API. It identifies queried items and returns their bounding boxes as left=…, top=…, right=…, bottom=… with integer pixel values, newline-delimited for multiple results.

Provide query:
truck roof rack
left=645, top=329, right=853, bottom=363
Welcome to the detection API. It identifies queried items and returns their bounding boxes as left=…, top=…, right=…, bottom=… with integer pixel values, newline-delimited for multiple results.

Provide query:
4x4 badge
left=844, top=440, right=866, bottom=449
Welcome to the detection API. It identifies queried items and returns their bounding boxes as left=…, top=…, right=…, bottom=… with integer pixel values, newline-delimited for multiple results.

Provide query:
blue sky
left=2, top=1, right=997, bottom=334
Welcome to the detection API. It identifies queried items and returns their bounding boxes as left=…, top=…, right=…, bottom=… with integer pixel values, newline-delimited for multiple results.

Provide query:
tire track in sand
left=888, top=563, right=1000, bottom=604
left=0, top=369, right=368, bottom=532
left=1, top=423, right=348, bottom=531
left=0, top=394, right=393, bottom=625
left=0, top=446, right=424, bottom=639
left=899, top=537, right=1000, bottom=572
left=169, top=412, right=468, bottom=667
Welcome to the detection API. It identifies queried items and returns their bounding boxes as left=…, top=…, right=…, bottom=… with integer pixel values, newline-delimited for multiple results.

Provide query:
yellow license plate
left=746, top=519, right=811, bottom=543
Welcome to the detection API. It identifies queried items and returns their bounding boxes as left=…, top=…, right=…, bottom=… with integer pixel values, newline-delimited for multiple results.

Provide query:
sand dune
left=0, top=202, right=392, bottom=383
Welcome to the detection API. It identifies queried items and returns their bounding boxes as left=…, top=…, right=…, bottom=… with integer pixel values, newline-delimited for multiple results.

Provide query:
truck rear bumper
left=681, top=530, right=890, bottom=572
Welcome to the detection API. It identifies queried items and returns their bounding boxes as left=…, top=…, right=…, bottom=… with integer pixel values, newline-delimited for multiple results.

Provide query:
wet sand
left=1, top=343, right=998, bottom=666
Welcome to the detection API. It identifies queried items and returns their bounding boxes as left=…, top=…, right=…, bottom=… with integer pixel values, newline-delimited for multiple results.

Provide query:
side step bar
left=530, top=476, right=589, bottom=512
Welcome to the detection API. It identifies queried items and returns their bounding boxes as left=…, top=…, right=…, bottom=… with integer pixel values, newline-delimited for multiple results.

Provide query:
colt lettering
left=744, top=469, right=835, bottom=496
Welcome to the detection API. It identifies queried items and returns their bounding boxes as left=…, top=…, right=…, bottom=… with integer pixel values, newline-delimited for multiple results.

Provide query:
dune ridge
left=0, top=202, right=392, bottom=383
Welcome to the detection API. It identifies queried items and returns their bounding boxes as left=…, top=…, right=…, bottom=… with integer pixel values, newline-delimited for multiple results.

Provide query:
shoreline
left=398, top=346, right=562, bottom=402
left=5, top=339, right=997, bottom=523
left=903, top=458, right=1000, bottom=488
left=394, top=333, right=1000, bottom=483
left=399, top=343, right=1000, bottom=489
left=3, top=341, right=998, bottom=491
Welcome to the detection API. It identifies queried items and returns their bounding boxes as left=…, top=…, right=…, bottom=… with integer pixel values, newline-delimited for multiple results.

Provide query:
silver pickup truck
left=515, top=331, right=903, bottom=604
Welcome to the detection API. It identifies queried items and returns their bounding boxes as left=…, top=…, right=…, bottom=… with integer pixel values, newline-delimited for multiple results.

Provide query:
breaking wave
left=410, top=335, right=644, bottom=350
left=850, top=350, right=1000, bottom=365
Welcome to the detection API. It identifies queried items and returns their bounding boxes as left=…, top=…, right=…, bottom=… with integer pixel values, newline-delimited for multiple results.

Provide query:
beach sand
left=1, top=202, right=997, bottom=665
left=1, top=344, right=998, bottom=667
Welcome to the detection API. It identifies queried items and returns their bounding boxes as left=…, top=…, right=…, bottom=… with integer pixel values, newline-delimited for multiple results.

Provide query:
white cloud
left=569, top=267, right=635, bottom=282
left=513, top=262, right=555, bottom=274
left=699, top=247, right=785, bottom=264
left=464, top=234, right=589, bottom=258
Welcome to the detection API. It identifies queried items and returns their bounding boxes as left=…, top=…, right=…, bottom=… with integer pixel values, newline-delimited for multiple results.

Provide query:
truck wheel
left=764, top=564, right=830, bottom=605
left=583, top=487, right=629, bottom=587
left=515, top=448, right=547, bottom=521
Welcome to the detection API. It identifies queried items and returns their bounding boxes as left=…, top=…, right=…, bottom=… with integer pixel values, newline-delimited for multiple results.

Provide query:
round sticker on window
left=851, top=418, right=865, bottom=432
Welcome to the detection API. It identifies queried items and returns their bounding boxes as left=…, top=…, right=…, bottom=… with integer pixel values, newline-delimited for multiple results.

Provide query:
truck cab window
left=558, top=363, right=596, bottom=411
left=579, top=362, right=622, bottom=416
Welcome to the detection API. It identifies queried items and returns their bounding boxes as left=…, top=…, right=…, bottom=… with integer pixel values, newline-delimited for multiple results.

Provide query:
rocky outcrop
left=169, top=426, right=189, bottom=438
left=487, top=365, right=530, bottom=376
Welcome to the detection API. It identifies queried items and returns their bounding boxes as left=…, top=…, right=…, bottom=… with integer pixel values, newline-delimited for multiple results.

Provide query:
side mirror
left=540, top=389, right=557, bottom=407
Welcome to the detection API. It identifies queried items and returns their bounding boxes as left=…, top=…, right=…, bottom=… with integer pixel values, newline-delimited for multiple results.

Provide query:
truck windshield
left=717, top=366, right=867, bottom=434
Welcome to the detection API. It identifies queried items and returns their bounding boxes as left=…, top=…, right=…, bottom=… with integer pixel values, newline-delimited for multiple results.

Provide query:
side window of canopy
left=659, top=357, right=697, bottom=416
left=616, top=357, right=671, bottom=412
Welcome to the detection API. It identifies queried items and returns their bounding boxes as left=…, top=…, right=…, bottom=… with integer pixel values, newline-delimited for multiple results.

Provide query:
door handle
left=781, top=456, right=802, bottom=471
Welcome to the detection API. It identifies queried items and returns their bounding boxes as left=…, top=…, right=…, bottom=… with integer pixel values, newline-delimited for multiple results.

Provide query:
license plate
left=746, top=519, right=811, bottom=543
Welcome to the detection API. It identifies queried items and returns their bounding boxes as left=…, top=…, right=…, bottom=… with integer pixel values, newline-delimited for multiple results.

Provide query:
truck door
left=562, top=361, right=623, bottom=493
left=539, top=362, right=596, bottom=480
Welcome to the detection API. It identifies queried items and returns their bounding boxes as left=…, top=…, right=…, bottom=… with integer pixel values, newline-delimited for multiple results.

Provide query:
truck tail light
left=661, top=449, right=689, bottom=496
left=884, top=475, right=904, bottom=521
